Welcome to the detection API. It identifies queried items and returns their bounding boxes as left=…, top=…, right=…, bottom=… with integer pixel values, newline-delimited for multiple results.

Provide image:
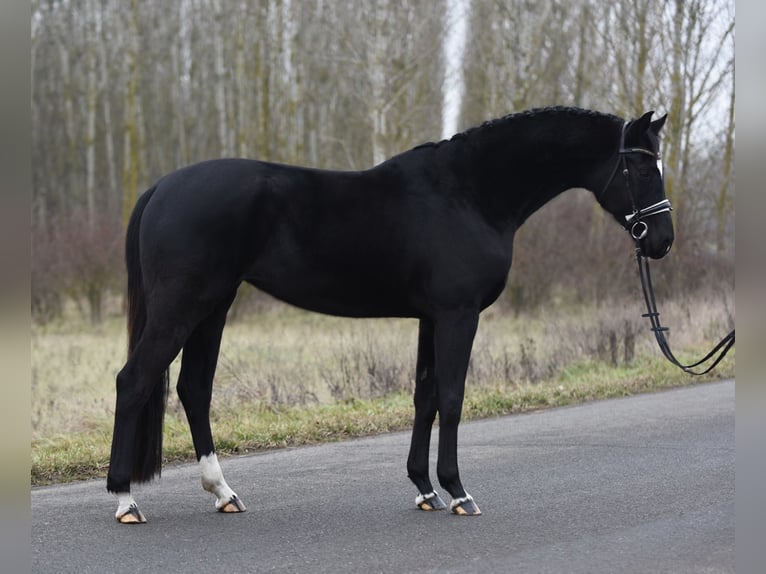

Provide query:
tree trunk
left=212, top=0, right=230, bottom=157
left=98, top=2, right=118, bottom=221
left=122, top=0, right=142, bottom=226
left=84, top=0, right=98, bottom=231
left=716, top=73, right=735, bottom=254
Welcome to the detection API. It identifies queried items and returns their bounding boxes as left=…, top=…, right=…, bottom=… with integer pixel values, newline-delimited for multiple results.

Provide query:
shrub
left=31, top=209, right=124, bottom=324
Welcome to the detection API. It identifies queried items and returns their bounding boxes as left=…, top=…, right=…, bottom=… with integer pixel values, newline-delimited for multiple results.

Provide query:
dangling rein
left=633, top=246, right=735, bottom=375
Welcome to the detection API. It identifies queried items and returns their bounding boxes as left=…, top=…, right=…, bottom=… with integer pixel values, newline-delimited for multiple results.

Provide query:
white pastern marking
left=415, top=491, right=437, bottom=506
left=450, top=492, right=474, bottom=509
left=199, top=453, right=238, bottom=509
left=115, top=492, right=138, bottom=518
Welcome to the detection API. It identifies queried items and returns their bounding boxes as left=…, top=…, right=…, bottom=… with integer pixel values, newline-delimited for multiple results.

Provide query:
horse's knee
left=414, top=399, right=438, bottom=424
left=413, top=375, right=437, bottom=406
left=438, top=395, right=463, bottom=428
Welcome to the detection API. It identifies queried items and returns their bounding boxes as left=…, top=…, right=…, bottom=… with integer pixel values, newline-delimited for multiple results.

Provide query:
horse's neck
left=456, top=115, right=617, bottom=229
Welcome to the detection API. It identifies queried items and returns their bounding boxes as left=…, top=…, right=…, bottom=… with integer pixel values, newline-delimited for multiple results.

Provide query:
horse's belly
left=245, top=263, right=417, bottom=319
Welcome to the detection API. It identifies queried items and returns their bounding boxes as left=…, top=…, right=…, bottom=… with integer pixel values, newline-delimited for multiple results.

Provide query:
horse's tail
left=125, top=184, right=169, bottom=483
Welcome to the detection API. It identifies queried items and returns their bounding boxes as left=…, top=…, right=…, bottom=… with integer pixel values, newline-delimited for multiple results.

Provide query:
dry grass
left=31, top=290, right=734, bottom=484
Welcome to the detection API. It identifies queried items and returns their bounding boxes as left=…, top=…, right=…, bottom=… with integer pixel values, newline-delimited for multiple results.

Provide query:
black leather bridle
left=599, top=121, right=672, bottom=243
left=603, top=120, right=735, bottom=376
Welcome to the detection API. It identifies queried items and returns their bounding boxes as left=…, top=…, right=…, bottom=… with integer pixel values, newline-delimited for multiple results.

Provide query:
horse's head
left=597, top=111, right=674, bottom=259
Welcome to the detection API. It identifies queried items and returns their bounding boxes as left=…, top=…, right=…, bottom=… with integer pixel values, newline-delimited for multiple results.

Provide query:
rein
left=633, top=246, right=735, bottom=375
left=606, top=121, right=735, bottom=375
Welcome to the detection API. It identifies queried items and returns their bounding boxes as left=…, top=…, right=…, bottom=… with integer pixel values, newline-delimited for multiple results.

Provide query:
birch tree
left=84, top=0, right=98, bottom=230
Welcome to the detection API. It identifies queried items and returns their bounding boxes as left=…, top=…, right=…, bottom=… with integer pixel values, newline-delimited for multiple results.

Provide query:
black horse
left=108, top=107, right=672, bottom=523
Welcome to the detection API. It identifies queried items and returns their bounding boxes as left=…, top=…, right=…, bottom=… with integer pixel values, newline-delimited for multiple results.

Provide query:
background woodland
left=31, top=0, right=734, bottom=324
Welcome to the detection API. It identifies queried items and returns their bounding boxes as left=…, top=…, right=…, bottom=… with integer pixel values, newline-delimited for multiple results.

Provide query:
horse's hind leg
left=407, top=319, right=447, bottom=511
left=108, top=316, right=196, bottom=523
left=176, top=292, right=245, bottom=514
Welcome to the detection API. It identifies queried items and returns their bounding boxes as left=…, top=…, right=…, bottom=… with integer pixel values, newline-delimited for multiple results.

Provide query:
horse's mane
left=413, top=106, right=622, bottom=151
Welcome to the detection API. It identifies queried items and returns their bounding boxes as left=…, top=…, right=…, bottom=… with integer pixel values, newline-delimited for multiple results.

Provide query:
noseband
left=600, top=121, right=672, bottom=242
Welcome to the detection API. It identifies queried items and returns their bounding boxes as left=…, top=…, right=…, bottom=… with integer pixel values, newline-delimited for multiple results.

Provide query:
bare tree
left=121, top=0, right=143, bottom=226
left=661, top=0, right=734, bottom=240
left=30, top=0, right=734, bottom=322
left=97, top=0, right=119, bottom=218
left=84, top=0, right=98, bottom=230
left=716, top=68, right=734, bottom=254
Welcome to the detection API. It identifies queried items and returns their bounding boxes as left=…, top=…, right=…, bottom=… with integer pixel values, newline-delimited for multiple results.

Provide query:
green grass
left=31, top=341, right=733, bottom=486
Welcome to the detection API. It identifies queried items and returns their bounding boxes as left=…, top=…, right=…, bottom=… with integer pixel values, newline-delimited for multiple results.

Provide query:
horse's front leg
left=434, top=309, right=482, bottom=516
left=407, top=319, right=447, bottom=511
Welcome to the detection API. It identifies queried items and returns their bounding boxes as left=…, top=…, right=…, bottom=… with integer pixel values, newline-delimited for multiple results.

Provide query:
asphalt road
left=32, top=380, right=734, bottom=574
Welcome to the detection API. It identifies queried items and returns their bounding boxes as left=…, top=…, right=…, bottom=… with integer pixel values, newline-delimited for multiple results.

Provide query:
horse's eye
left=638, top=166, right=651, bottom=179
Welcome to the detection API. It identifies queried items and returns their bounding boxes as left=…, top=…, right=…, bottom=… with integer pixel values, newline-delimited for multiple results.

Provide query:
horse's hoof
left=415, top=491, right=447, bottom=511
left=450, top=494, right=482, bottom=516
left=218, top=494, right=247, bottom=513
left=116, top=503, right=147, bottom=524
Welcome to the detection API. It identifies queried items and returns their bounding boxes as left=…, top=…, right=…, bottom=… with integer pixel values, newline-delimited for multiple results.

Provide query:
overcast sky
left=441, top=0, right=469, bottom=140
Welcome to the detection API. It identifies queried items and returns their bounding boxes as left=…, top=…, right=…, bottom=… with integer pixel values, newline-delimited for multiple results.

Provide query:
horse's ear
left=634, top=111, right=655, bottom=132
left=625, top=111, right=654, bottom=141
left=650, top=113, right=668, bottom=135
